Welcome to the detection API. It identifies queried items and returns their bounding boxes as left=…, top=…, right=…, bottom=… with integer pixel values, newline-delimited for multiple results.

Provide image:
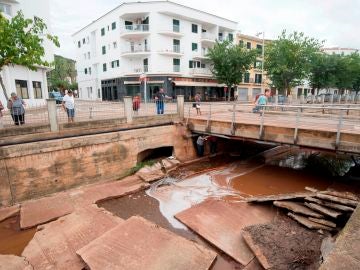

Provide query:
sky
left=50, top=0, right=360, bottom=59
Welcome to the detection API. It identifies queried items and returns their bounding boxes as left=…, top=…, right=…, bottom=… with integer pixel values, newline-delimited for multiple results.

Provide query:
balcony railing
left=132, top=66, right=148, bottom=73
left=173, top=25, right=180, bottom=32
left=123, top=24, right=149, bottom=32
left=122, top=46, right=150, bottom=54
left=201, top=33, right=216, bottom=41
left=173, top=65, right=180, bottom=72
left=159, top=45, right=182, bottom=54
left=190, top=68, right=212, bottom=76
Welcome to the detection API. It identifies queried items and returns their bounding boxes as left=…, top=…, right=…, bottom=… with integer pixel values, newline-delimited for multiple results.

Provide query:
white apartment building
left=323, top=47, right=359, bottom=56
left=72, top=1, right=237, bottom=101
left=0, top=0, right=54, bottom=107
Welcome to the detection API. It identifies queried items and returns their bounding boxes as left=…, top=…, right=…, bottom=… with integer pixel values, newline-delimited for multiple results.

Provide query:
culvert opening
left=137, top=146, right=174, bottom=163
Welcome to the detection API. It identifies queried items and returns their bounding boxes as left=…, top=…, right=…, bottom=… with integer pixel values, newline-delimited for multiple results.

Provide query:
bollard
left=47, top=99, right=59, bottom=132
left=123, top=96, right=133, bottom=123
left=177, top=95, right=184, bottom=120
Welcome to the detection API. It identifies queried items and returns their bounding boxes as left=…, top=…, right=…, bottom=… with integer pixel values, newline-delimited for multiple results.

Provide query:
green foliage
left=0, top=11, right=59, bottom=99
left=120, top=160, right=157, bottom=179
left=265, top=30, right=322, bottom=95
left=48, top=55, right=77, bottom=91
left=207, top=40, right=257, bottom=100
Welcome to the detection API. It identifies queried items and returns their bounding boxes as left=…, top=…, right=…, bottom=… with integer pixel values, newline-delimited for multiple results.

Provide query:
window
left=103, top=63, right=107, bottom=72
left=173, top=19, right=180, bottom=32
left=218, top=33, right=223, bottom=41
left=112, top=22, right=116, bottom=30
left=239, top=40, right=244, bottom=47
left=192, top=43, right=198, bottom=52
left=32, top=81, right=42, bottom=99
left=84, top=68, right=88, bottom=74
left=89, top=67, right=92, bottom=75
left=254, top=60, right=262, bottom=69
left=107, top=25, right=110, bottom=31
left=113, top=42, right=117, bottom=49
left=111, top=60, right=120, bottom=68
left=15, top=80, right=29, bottom=99
left=101, top=28, right=105, bottom=36
left=189, top=60, right=194, bottom=68
left=173, top=58, right=180, bottom=72
left=255, top=74, right=262, bottom=84
left=228, top=33, right=233, bottom=42
left=244, top=73, right=250, bottom=83
left=256, top=44, right=263, bottom=55
left=88, top=52, right=91, bottom=59
left=82, top=38, right=85, bottom=44
left=102, top=46, right=106, bottom=55
left=192, top=24, right=198, bottom=33
left=78, top=41, right=81, bottom=48
left=98, top=88, right=101, bottom=98
left=173, top=39, right=180, bottom=52
left=143, top=58, right=148, bottom=72
left=0, top=3, right=11, bottom=16
left=201, top=63, right=205, bottom=68
left=246, top=42, right=251, bottom=49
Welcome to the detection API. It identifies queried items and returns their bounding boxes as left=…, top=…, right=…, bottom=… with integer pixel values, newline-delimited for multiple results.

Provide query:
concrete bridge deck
left=187, top=103, right=360, bottom=154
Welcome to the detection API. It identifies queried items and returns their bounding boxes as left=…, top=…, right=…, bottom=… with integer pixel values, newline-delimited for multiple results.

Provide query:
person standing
left=132, top=94, right=140, bottom=115
left=7, top=92, right=26, bottom=125
left=196, top=135, right=207, bottom=157
left=154, top=88, right=171, bottom=114
left=62, top=89, right=75, bottom=122
left=253, top=89, right=270, bottom=113
left=194, top=92, right=201, bottom=115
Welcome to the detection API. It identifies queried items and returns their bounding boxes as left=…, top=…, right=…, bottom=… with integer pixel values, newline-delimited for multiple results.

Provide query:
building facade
left=72, top=1, right=237, bottom=101
left=0, top=0, right=54, bottom=107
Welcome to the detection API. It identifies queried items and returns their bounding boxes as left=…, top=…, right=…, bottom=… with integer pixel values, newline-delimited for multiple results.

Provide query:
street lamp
left=255, top=32, right=265, bottom=94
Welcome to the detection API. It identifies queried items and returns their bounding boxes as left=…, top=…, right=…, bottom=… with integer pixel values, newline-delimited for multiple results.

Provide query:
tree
left=47, top=55, right=77, bottom=92
left=207, top=40, right=257, bottom=101
left=309, top=53, right=338, bottom=92
left=265, top=30, right=322, bottom=95
left=0, top=11, right=59, bottom=100
left=349, top=53, right=360, bottom=94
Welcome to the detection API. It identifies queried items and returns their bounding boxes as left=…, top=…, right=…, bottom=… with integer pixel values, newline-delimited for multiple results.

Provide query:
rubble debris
left=0, top=205, right=20, bottom=222
left=246, top=192, right=314, bottom=203
left=304, top=202, right=342, bottom=219
left=308, top=217, right=337, bottom=228
left=305, top=186, right=319, bottom=193
left=320, top=190, right=359, bottom=202
left=161, top=158, right=180, bottom=170
left=176, top=199, right=275, bottom=266
left=316, top=193, right=358, bottom=208
left=242, top=231, right=272, bottom=269
left=136, top=162, right=165, bottom=182
left=77, top=216, right=216, bottom=270
left=288, top=213, right=334, bottom=231
left=305, top=197, right=355, bottom=212
left=273, top=201, right=324, bottom=218
left=0, top=255, right=32, bottom=270
left=242, top=217, right=324, bottom=270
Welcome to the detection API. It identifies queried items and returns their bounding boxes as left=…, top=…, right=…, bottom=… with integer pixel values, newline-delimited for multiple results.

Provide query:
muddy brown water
left=0, top=215, right=36, bottom=256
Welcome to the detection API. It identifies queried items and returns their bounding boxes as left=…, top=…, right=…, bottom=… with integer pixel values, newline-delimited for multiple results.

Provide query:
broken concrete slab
left=162, top=158, right=180, bottom=170
left=77, top=216, right=216, bottom=270
left=320, top=190, right=359, bottom=202
left=288, top=213, right=334, bottom=231
left=20, top=193, right=74, bottom=229
left=176, top=199, right=275, bottom=266
left=273, top=201, right=324, bottom=218
left=246, top=192, right=314, bottom=203
left=136, top=162, right=165, bottom=182
left=304, top=202, right=342, bottom=218
left=316, top=193, right=358, bottom=208
left=305, top=197, right=355, bottom=212
left=0, top=255, right=32, bottom=270
left=242, top=231, right=271, bottom=269
left=308, top=217, right=337, bottom=228
left=242, top=217, right=324, bottom=270
left=0, top=204, right=20, bottom=222
left=22, top=206, right=123, bottom=270
left=73, top=175, right=149, bottom=205
left=320, top=205, right=360, bottom=270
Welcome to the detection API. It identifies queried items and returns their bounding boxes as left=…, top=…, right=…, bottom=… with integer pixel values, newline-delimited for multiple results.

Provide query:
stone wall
left=0, top=124, right=196, bottom=206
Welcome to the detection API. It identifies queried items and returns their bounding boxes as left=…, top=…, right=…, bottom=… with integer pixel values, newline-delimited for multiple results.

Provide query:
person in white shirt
left=62, top=90, right=75, bottom=122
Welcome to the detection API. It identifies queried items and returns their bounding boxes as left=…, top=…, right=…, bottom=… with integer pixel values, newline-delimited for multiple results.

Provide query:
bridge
left=185, top=102, right=360, bottom=154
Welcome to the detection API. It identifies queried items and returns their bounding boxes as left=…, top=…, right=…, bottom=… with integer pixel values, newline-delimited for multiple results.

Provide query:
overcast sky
left=50, top=0, right=360, bottom=59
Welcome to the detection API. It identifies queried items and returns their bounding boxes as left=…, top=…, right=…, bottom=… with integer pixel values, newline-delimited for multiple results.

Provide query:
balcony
left=158, top=26, right=184, bottom=37
left=193, top=49, right=210, bottom=60
left=123, top=66, right=149, bottom=76
left=190, top=68, right=213, bottom=77
left=121, top=46, right=151, bottom=57
left=201, top=33, right=216, bottom=45
left=158, top=45, right=184, bottom=56
left=120, top=24, right=150, bottom=38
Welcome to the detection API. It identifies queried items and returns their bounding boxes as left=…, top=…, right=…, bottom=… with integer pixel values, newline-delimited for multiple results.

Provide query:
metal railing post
left=123, top=96, right=133, bottom=123
left=230, top=103, right=236, bottom=135
left=259, top=107, right=265, bottom=139
left=293, top=108, right=300, bottom=144
left=177, top=95, right=184, bottom=120
left=206, top=103, right=212, bottom=132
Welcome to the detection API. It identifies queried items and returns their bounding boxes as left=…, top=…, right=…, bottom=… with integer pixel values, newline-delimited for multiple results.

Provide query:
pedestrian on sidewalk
left=154, top=88, right=171, bottom=114
left=253, top=89, right=270, bottom=114
left=194, top=92, right=201, bottom=115
left=132, top=94, right=140, bottom=115
left=62, top=89, right=75, bottom=122
left=196, top=135, right=207, bottom=156
left=7, top=92, right=26, bottom=125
